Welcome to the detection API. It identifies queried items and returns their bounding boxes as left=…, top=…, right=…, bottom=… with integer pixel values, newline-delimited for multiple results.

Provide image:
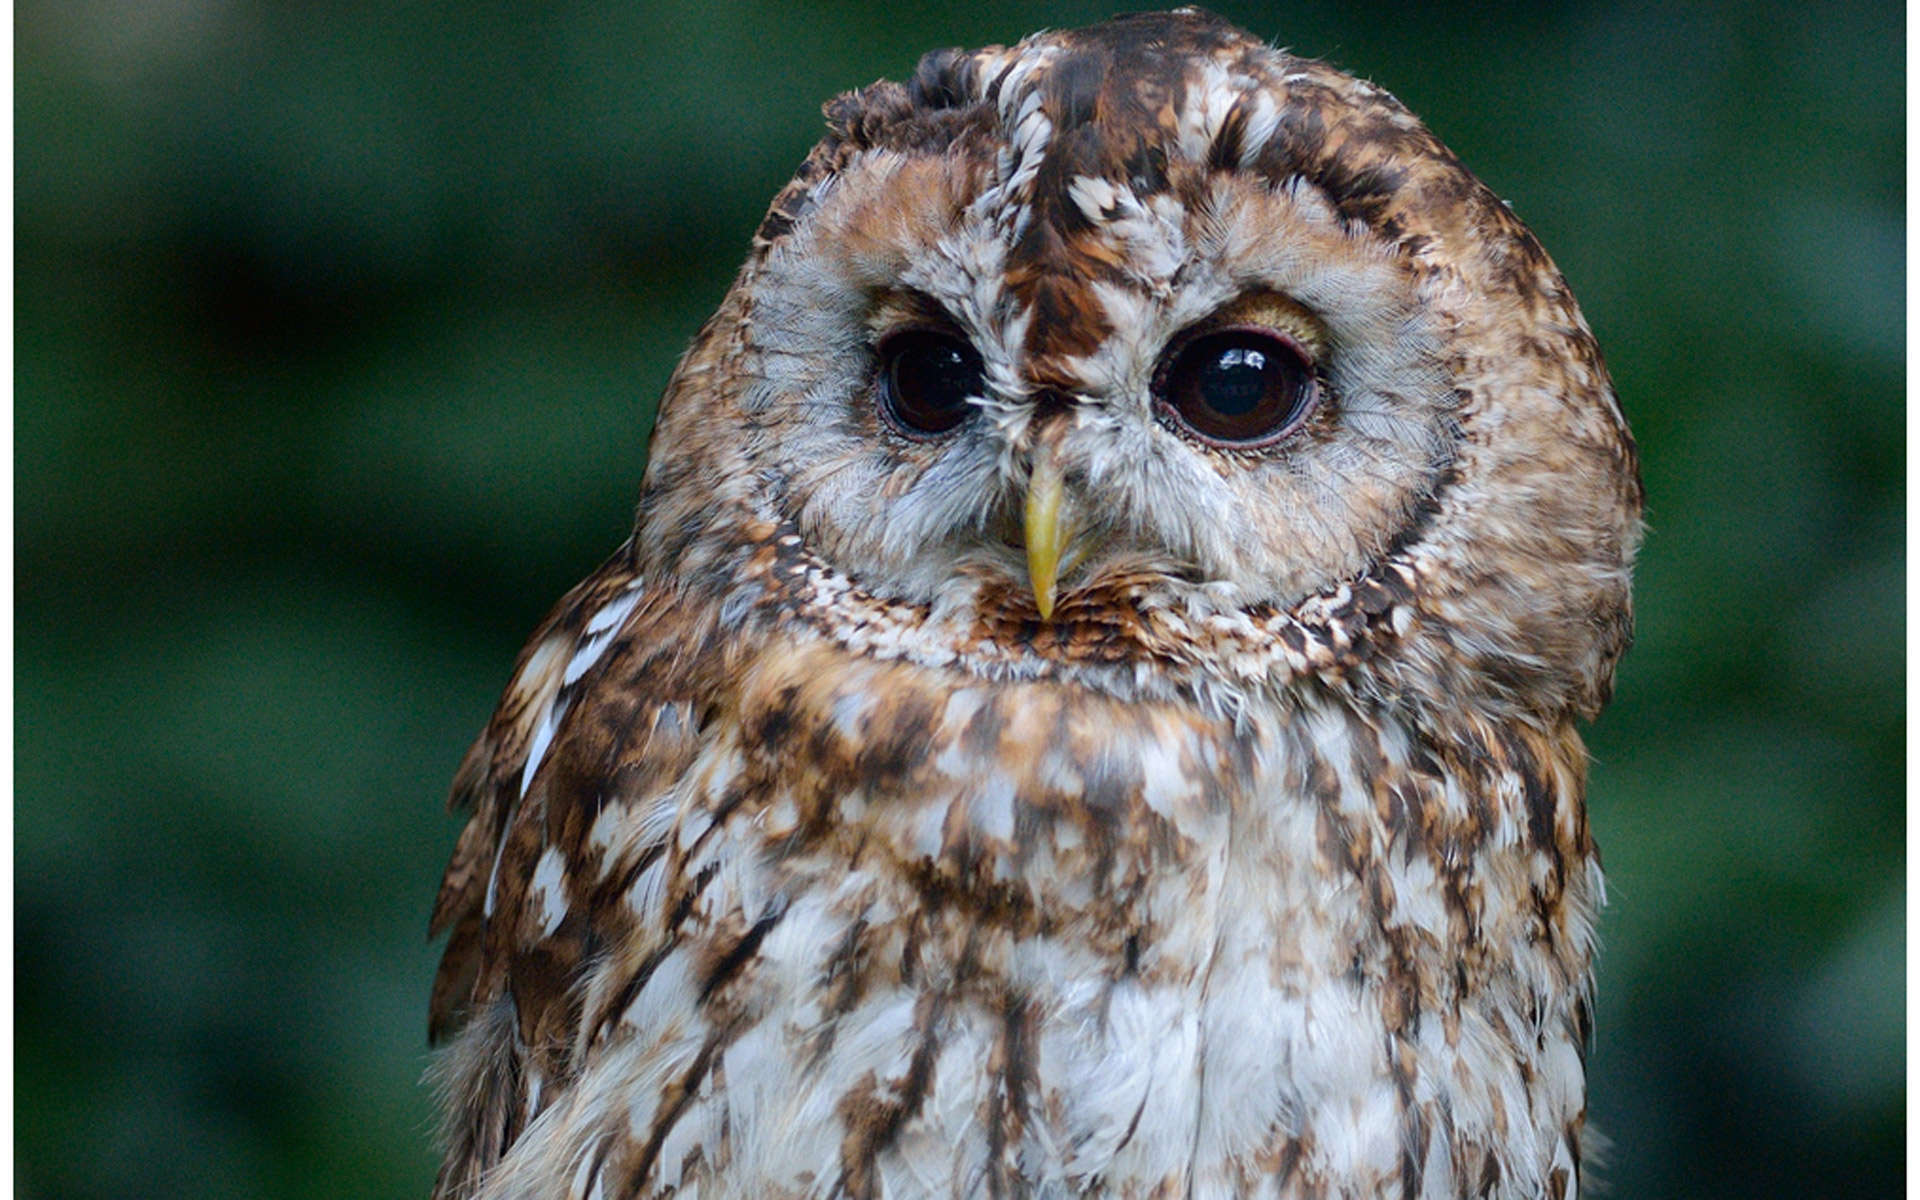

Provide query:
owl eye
left=877, top=330, right=985, bottom=436
left=1153, top=327, right=1319, bottom=446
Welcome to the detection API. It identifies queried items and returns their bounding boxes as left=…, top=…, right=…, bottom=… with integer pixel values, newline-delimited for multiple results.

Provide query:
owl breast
left=499, top=625, right=1595, bottom=1200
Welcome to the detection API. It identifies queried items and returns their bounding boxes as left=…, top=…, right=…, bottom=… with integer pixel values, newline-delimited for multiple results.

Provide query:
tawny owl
left=426, top=10, right=1641, bottom=1199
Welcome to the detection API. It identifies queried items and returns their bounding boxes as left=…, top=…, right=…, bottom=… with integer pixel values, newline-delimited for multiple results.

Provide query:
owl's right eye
left=877, top=330, right=985, bottom=437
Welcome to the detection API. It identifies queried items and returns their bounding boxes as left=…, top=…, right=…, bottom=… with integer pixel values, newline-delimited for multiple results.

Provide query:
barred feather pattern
left=428, top=10, right=1637, bottom=1200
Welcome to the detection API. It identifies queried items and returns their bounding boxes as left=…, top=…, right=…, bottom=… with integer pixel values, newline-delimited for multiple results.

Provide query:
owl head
left=632, top=8, right=1640, bottom=723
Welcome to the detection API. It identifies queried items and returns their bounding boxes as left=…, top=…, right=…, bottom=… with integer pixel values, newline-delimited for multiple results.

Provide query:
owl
left=426, top=10, right=1640, bottom=1199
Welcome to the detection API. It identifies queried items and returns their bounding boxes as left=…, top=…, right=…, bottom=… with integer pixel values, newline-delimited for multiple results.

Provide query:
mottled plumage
left=427, top=11, right=1640, bottom=1199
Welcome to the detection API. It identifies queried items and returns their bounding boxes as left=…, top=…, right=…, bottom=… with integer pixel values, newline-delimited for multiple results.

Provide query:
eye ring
left=875, top=328, right=985, bottom=438
left=1151, top=324, right=1320, bottom=448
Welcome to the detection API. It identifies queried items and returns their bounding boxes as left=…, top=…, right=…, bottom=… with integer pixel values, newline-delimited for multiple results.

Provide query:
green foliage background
left=17, top=2, right=1902, bottom=1196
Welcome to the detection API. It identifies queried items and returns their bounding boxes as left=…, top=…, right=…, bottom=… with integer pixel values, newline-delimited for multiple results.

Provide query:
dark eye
left=1153, top=327, right=1318, bottom=446
left=877, top=329, right=985, bottom=436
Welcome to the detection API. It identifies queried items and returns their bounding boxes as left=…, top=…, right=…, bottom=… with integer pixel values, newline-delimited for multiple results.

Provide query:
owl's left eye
left=1153, top=327, right=1319, bottom=447
left=877, top=330, right=985, bottom=437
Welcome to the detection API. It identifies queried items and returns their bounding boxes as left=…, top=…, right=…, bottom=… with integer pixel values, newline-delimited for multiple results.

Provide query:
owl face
left=637, top=9, right=1638, bottom=717
left=739, top=160, right=1453, bottom=615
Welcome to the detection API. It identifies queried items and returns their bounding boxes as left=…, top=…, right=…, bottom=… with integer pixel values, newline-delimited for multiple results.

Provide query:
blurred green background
left=16, top=1, right=1902, bottom=1196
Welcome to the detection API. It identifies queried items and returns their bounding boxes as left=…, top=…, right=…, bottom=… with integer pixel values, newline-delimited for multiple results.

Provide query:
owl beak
left=1024, top=450, right=1072, bottom=621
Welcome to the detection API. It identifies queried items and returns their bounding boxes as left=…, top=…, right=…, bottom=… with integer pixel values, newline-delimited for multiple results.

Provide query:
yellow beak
left=1024, top=451, right=1069, bottom=621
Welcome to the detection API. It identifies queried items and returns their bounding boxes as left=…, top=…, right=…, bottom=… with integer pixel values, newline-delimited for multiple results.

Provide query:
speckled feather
left=428, top=11, right=1639, bottom=1199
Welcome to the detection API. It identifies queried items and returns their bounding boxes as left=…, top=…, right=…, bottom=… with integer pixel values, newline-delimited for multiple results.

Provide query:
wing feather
left=427, top=543, right=649, bottom=1042
left=428, top=539, right=755, bottom=1199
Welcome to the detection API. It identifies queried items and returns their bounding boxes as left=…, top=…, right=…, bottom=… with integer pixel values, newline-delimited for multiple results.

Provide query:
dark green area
left=17, top=2, right=1902, bottom=1196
